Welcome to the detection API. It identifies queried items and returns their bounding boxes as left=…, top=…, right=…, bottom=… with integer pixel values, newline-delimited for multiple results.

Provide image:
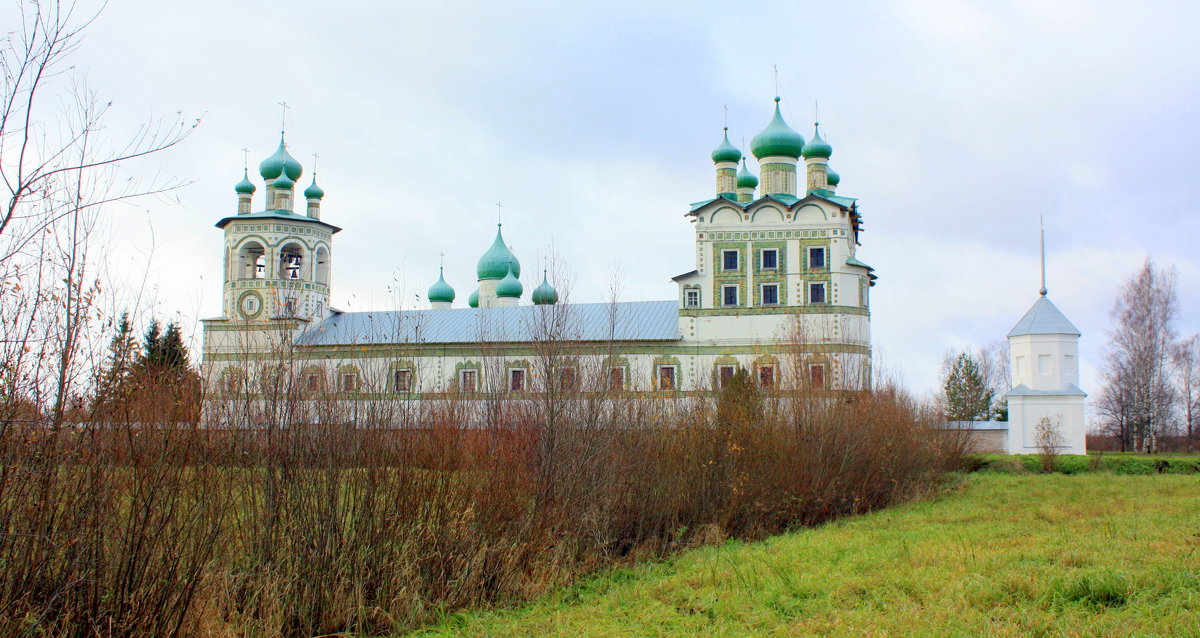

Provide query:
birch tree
left=1096, top=259, right=1178, bottom=452
left=1173, top=335, right=1199, bottom=452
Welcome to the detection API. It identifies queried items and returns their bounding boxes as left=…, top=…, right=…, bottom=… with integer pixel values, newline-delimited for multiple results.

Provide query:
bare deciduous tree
left=1173, top=335, right=1199, bottom=453
left=1034, top=415, right=1065, bottom=472
left=1095, top=259, right=1178, bottom=453
left=1, top=0, right=198, bottom=265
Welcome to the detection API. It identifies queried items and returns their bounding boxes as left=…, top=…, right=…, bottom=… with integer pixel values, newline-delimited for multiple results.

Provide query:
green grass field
left=413, top=474, right=1200, bottom=637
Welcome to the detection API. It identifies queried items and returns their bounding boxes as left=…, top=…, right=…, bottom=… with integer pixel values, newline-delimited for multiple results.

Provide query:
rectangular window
left=1038, top=354, right=1051, bottom=375
left=808, top=247, right=826, bottom=269
left=722, top=249, right=739, bottom=271
left=810, top=365, right=825, bottom=389
left=1016, top=356, right=1026, bottom=376
left=339, top=372, right=358, bottom=393
left=722, top=285, right=739, bottom=307
left=658, top=365, right=676, bottom=391
left=509, top=368, right=526, bottom=393
left=685, top=289, right=700, bottom=308
left=460, top=369, right=478, bottom=393
left=304, top=373, right=321, bottom=392
left=394, top=369, right=412, bottom=393
left=760, top=249, right=778, bottom=270
left=759, top=365, right=775, bottom=388
left=608, top=367, right=625, bottom=391
left=809, top=282, right=827, bottom=304
left=717, top=365, right=736, bottom=388
left=761, top=283, right=779, bottom=305
left=560, top=367, right=578, bottom=391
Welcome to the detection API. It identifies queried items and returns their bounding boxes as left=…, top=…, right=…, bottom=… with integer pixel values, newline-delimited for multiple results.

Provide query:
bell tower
left=216, top=133, right=340, bottom=324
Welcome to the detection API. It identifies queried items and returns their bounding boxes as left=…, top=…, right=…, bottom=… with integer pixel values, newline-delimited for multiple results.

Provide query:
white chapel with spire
left=1004, top=229, right=1087, bottom=455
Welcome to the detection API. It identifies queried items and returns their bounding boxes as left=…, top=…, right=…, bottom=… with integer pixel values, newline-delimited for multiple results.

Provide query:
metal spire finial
left=277, top=101, right=290, bottom=135
left=311, top=152, right=319, bottom=177
left=496, top=201, right=503, bottom=225
left=1039, top=215, right=1048, bottom=297
left=240, top=147, right=249, bottom=171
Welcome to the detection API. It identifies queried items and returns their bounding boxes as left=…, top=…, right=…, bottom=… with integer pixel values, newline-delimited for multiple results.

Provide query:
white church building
left=201, top=97, right=876, bottom=405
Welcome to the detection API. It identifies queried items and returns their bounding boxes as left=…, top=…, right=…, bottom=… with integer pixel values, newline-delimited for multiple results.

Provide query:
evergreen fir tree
left=94, top=312, right=139, bottom=411
left=943, top=352, right=994, bottom=421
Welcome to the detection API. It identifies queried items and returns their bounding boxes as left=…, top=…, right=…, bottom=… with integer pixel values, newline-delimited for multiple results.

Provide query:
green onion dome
left=801, top=124, right=833, bottom=159
left=496, top=261, right=523, bottom=298
left=303, top=176, right=325, bottom=199
left=468, top=288, right=479, bottom=308
left=476, top=224, right=521, bottom=280
left=235, top=169, right=256, bottom=195
left=826, top=166, right=841, bottom=186
left=750, top=97, right=805, bottom=159
left=531, top=270, right=559, bottom=305
left=711, top=127, right=741, bottom=164
left=736, top=157, right=758, bottom=189
left=258, top=135, right=303, bottom=181
left=428, top=267, right=455, bottom=303
left=272, top=172, right=295, bottom=191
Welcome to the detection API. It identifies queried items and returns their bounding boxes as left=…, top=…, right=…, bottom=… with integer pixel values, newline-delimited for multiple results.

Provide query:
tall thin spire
left=1039, top=215, right=1047, bottom=297
left=278, top=100, right=290, bottom=136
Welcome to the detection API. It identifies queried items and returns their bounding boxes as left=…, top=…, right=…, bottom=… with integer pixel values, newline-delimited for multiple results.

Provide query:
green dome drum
left=477, top=225, right=520, bottom=280
left=531, top=271, right=558, bottom=305
left=801, top=124, right=833, bottom=159
left=428, top=267, right=455, bottom=303
left=750, top=97, right=805, bottom=159
left=711, top=127, right=741, bottom=164
left=235, top=169, right=256, bottom=195
left=496, top=262, right=523, bottom=298
left=304, top=177, right=325, bottom=199
left=736, top=157, right=758, bottom=189
left=259, top=135, right=303, bottom=181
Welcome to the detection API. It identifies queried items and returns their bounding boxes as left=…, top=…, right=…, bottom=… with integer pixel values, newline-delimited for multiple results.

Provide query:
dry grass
left=0, top=366, right=957, bottom=636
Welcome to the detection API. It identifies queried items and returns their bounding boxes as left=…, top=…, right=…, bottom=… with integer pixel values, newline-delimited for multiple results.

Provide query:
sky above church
left=18, top=0, right=1200, bottom=395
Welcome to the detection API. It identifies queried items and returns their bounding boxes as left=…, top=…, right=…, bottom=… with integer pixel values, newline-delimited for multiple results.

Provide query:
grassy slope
left=413, top=474, right=1200, bottom=637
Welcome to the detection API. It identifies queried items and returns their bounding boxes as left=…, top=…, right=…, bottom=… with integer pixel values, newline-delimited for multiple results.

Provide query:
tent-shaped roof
left=1007, top=296, right=1080, bottom=337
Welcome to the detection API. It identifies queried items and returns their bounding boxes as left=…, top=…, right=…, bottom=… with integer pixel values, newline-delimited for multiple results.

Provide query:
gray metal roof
left=1006, top=383, right=1087, bottom=397
left=294, top=300, right=682, bottom=347
left=1007, top=296, right=1080, bottom=337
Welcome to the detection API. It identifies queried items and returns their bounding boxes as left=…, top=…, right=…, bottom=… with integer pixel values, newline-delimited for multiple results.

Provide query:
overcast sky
left=19, top=0, right=1199, bottom=394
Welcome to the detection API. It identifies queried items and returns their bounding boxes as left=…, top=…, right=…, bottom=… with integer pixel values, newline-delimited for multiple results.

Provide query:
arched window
left=237, top=241, right=266, bottom=280
left=315, top=246, right=330, bottom=285
left=278, top=243, right=305, bottom=280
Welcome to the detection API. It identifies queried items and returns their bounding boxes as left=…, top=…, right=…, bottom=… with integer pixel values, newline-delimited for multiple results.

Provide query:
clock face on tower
left=237, top=291, right=263, bottom=319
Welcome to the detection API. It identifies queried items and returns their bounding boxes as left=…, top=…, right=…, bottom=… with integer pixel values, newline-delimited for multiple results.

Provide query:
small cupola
left=531, top=270, right=559, bottom=305
left=235, top=169, right=256, bottom=214
left=428, top=267, right=456, bottom=309
left=495, top=261, right=523, bottom=306
left=801, top=124, right=833, bottom=159
left=304, top=175, right=325, bottom=219
left=802, top=123, right=833, bottom=192
left=825, top=166, right=841, bottom=191
left=468, top=288, right=480, bottom=308
left=736, top=156, right=758, bottom=203
left=711, top=127, right=741, bottom=198
left=711, top=128, right=741, bottom=164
